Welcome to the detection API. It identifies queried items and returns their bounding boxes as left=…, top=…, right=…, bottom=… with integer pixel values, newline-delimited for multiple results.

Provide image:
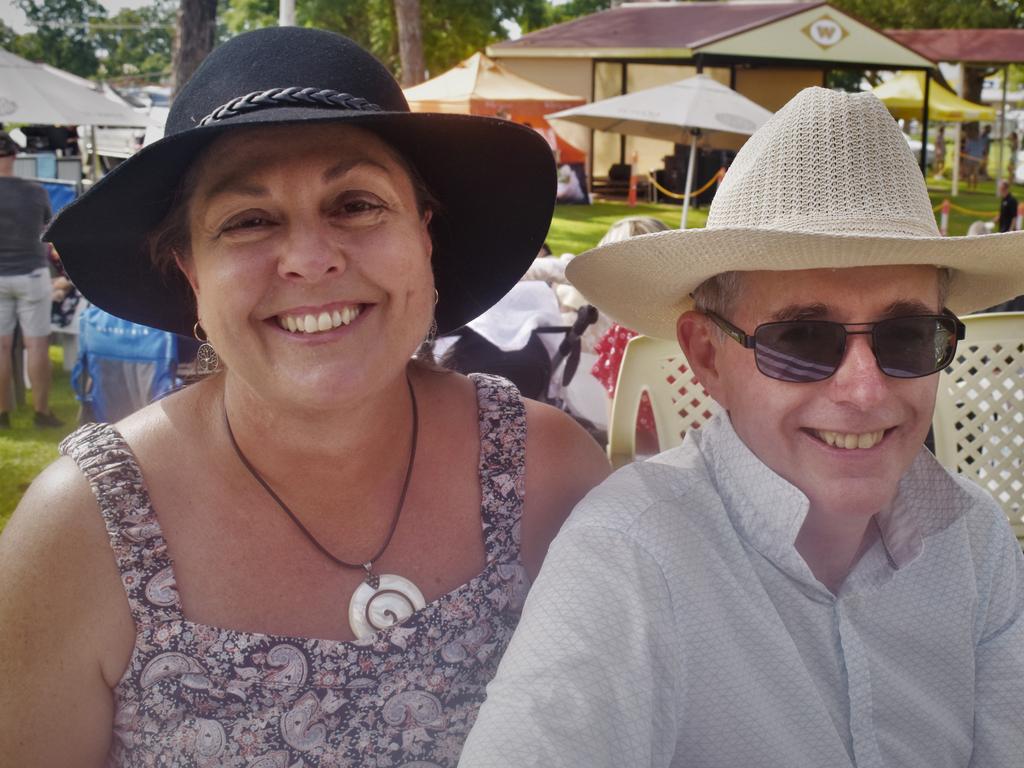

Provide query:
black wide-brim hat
left=45, top=26, right=556, bottom=336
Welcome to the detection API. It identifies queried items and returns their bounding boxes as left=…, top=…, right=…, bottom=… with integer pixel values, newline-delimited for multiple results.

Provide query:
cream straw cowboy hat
left=567, top=86, right=1024, bottom=341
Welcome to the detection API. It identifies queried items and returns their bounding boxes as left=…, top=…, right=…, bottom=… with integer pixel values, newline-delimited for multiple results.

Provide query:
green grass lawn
left=0, top=181, right=1015, bottom=533
left=924, top=177, right=1008, bottom=235
left=545, top=200, right=706, bottom=254
left=0, top=346, right=79, bottom=530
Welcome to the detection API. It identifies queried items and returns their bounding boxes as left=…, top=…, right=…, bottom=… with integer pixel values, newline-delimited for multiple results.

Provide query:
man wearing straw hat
left=459, top=88, right=1024, bottom=767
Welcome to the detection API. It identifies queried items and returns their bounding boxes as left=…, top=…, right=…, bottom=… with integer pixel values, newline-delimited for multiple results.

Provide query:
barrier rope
left=932, top=199, right=999, bottom=217
left=647, top=168, right=724, bottom=200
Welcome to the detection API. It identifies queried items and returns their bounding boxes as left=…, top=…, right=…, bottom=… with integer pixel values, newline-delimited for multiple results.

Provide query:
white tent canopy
left=404, top=51, right=581, bottom=106
left=549, top=74, right=773, bottom=227
left=0, top=48, right=147, bottom=126
left=549, top=74, right=771, bottom=144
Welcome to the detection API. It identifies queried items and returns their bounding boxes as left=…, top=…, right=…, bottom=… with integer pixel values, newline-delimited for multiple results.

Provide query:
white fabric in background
left=464, top=280, right=564, bottom=357
left=460, top=413, right=1024, bottom=768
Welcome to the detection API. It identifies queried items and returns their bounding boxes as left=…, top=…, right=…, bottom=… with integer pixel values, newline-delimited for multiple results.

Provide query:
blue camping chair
left=72, top=305, right=179, bottom=423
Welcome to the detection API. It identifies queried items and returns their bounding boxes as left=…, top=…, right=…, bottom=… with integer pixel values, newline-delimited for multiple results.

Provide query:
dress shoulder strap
left=469, top=374, right=527, bottom=565
left=59, top=423, right=183, bottom=624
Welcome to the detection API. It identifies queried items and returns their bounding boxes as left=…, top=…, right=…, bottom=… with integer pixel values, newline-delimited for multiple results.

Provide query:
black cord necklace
left=223, top=373, right=425, bottom=638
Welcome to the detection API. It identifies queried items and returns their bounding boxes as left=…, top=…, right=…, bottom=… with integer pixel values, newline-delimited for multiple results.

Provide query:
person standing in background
left=932, top=123, right=946, bottom=178
left=0, top=131, right=62, bottom=429
left=964, top=130, right=986, bottom=191
left=980, top=125, right=993, bottom=179
left=998, top=179, right=1018, bottom=233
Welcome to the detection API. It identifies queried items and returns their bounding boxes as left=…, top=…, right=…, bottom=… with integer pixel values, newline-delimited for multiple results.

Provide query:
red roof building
left=886, top=29, right=1024, bottom=66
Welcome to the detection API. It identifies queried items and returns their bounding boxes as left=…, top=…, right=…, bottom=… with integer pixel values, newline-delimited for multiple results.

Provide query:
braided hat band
left=199, top=87, right=383, bottom=127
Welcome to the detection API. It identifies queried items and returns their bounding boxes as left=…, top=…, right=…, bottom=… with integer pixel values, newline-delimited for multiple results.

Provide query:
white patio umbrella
left=548, top=75, right=773, bottom=228
left=0, top=48, right=147, bottom=126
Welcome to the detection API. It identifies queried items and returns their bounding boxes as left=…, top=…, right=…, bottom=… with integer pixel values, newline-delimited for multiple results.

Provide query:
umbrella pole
left=90, top=125, right=100, bottom=182
left=681, top=130, right=698, bottom=230
left=997, top=65, right=1008, bottom=195
left=920, top=71, right=930, bottom=176
left=952, top=63, right=964, bottom=197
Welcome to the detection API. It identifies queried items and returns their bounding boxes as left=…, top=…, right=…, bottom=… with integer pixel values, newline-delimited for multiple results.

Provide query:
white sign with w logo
left=802, top=15, right=849, bottom=50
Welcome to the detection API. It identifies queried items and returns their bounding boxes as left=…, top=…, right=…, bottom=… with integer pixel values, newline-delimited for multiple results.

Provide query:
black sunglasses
left=705, top=311, right=965, bottom=383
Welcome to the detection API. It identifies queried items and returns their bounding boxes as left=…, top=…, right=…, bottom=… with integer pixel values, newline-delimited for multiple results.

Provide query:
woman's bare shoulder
left=2, top=453, right=133, bottom=631
left=520, top=399, right=611, bottom=579
left=0, top=454, right=136, bottom=729
left=5, top=453, right=105, bottom=551
left=113, top=379, right=213, bottom=460
left=0, top=454, right=135, bottom=762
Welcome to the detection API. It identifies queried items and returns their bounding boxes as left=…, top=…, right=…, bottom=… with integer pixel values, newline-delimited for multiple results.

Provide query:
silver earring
left=193, top=321, right=220, bottom=375
left=426, top=287, right=439, bottom=343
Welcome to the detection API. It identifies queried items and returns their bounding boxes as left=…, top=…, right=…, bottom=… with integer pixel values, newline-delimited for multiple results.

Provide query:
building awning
left=872, top=71, right=995, bottom=122
left=491, top=2, right=814, bottom=56
left=489, top=1, right=933, bottom=68
left=886, top=29, right=1024, bottom=65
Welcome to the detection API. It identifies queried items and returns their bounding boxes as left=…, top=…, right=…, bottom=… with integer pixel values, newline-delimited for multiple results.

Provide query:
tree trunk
left=172, top=0, right=217, bottom=97
left=961, top=66, right=994, bottom=140
left=394, top=0, right=425, bottom=86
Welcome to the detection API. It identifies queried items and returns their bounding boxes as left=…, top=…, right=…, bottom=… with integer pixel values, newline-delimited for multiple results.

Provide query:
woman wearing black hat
left=0, top=28, right=609, bottom=766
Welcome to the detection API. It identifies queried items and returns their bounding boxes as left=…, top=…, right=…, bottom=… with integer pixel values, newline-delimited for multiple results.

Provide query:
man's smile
left=808, top=428, right=892, bottom=450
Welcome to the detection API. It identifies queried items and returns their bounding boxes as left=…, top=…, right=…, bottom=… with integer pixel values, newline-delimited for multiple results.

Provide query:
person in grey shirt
left=0, top=131, right=62, bottom=428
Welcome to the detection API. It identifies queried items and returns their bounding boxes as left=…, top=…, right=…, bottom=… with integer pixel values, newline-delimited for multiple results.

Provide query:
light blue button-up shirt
left=460, top=414, right=1024, bottom=767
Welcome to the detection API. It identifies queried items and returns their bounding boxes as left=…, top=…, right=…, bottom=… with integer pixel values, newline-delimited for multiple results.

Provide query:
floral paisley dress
left=60, top=374, right=529, bottom=768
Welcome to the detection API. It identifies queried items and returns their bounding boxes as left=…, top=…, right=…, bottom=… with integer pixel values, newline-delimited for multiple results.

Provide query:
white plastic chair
left=607, top=335, right=719, bottom=468
left=933, top=312, right=1024, bottom=540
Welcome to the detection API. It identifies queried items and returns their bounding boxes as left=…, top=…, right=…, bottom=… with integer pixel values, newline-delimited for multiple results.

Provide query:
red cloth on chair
left=592, top=324, right=657, bottom=448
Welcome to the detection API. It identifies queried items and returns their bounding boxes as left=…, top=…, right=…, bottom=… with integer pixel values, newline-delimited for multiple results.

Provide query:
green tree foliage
left=0, top=19, right=19, bottom=49
left=539, top=0, right=610, bottom=30
left=220, top=0, right=278, bottom=34
left=5, top=0, right=173, bottom=85
left=93, top=0, right=175, bottom=83
left=831, top=0, right=1024, bottom=131
left=221, top=0, right=547, bottom=79
left=221, top=0, right=393, bottom=64
left=15, top=0, right=106, bottom=77
left=830, top=0, right=1024, bottom=29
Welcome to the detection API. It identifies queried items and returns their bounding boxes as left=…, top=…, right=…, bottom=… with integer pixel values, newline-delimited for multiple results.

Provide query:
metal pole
left=952, top=63, right=964, bottom=197
left=279, top=0, right=295, bottom=26
left=89, top=125, right=100, bottom=181
left=920, top=71, right=931, bottom=175
left=619, top=62, right=626, bottom=165
left=997, top=65, right=1008, bottom=194
left=681, top=130, right=698, bottom=230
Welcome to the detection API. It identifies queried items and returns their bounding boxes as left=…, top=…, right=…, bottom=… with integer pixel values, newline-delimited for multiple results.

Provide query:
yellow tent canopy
left=871, top=71, right=995, bottom=123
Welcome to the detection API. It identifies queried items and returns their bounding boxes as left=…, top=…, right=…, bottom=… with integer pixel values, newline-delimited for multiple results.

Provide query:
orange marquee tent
left=403, top=52, right=586, bottom=163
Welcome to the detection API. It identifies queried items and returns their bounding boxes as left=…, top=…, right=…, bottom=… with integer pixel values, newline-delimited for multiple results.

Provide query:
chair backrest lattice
left=933, top=312, right=1024, bottom=540
left=608, top=335, right=719, bottom=468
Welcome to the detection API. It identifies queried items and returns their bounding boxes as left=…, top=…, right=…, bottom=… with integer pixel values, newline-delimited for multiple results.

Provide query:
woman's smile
left=275, top=302, right=368, bottom=334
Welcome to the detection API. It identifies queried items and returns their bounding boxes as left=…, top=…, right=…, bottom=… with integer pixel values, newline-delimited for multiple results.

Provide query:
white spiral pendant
left=348, top=570, right=426, bottom=639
